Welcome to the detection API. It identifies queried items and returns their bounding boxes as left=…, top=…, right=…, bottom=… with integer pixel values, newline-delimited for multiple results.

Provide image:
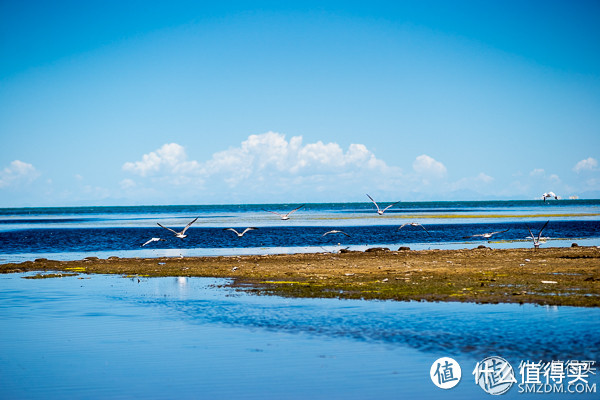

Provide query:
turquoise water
left=0, top=274, right=598, bottom=399
left=1, top=200, right=599, bottom=263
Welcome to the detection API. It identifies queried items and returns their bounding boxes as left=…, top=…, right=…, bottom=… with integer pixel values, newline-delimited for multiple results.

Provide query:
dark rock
left=398, top=246, right=411, bottom=251
left=365, top=247, right=390, bottom=253
left=571, top=243, right=579, bottom=247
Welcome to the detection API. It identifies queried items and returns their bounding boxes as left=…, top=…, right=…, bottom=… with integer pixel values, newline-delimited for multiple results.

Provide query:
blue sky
left=1, top=0, right=599, bottom=206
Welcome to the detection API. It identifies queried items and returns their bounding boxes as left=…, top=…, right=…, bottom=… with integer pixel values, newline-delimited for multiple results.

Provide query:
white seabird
left=463, top=228, right=510, bottom=240
left=542, top=192, right=558, bottom=202
left=398, top=222, right=431, bottom=236
left=263, top=205, right=305, bottom=220
left=141, top=237, right=166, bottom=247
left=366, top=194, right=400, bottom=215
left=322, top=230, right=351, bottom=237
left=157, top=217, right=199, bottom=239
left=527, top=220, right=549, bottom=249
left=224, top=227, right=257, bottom=237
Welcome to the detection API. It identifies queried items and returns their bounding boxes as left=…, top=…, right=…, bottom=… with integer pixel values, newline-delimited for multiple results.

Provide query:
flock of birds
left=141, top=193, right=555, bottom=250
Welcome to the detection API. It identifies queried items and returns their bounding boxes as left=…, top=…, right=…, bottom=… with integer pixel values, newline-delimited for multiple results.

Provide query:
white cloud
left=528, top=168, right=560, bottom=182
left=119, top=178, right=136, bottom=190
left=201, top=132, right=398, bottom=195
left=123, top=143, right=200, bottom=177
left=529, top=168, right=545, bottom=177
left=201, top=132, right=388, bottom=179
left=573, top=157, right=598, bottom=173
left=474, top=172, right=494, bottom=183
left=0, top=160, right=39, bottom=188
left=116, top=135, right=597, bottom=203
left=123, top=132, right=394, bottom=183
left=123, top=132, right=400, bottom=201
left=412, top=155, right=447, bottom=178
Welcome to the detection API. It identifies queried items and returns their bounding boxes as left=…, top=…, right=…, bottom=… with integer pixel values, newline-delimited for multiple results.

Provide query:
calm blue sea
left=1, top=200, right=599, bottom=263
left=1, top=274, right=598, bottom=399
left=1, top=202, right=599, bottom=399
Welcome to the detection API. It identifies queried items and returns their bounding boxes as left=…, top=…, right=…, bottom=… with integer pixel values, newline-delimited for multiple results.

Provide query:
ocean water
left=0, top=200, right=599, bottom=263
left=1, top=274, right=598, bottom=399
left=1, top=201, right=599, bottom=399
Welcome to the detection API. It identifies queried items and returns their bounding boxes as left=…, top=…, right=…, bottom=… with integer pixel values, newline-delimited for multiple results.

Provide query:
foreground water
left=0, top=274, right=598, bottom=399
left=1, top=200, right=599, bottom=263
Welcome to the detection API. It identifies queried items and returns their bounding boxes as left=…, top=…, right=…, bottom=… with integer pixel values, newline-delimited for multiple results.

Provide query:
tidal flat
left=2, top=246, right=599, bottom=307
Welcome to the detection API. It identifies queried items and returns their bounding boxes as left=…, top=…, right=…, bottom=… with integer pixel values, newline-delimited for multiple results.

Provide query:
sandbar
left=2, top=246, right=599, bottom=307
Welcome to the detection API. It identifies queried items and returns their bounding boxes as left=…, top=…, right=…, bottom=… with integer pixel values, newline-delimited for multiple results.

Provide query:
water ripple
left=137, top=292, right=600, bottom=361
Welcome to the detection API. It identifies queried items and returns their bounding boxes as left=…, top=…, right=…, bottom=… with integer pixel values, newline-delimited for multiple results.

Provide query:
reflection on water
left=0, top=274, right=598, bottom=399
left=163, top=292, right=600, bottom=361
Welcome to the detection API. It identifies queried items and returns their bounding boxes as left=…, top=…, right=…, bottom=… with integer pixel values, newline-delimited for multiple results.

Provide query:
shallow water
left=1, top=274, right=598, bottom=399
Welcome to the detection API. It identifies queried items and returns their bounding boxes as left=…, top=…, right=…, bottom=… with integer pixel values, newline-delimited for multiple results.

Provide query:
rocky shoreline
left=2, top=246, right=599, bottom=307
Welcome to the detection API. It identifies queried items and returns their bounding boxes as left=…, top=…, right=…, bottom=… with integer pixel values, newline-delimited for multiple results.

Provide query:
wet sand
left=2, top=246, right=599, bottom=307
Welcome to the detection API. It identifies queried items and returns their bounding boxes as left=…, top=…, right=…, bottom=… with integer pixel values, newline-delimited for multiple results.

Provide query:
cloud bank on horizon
left=119, top=132, right=402, bottom=203
left=117, top=132, right=599, bottom=204
left=1, top=131, right=597, bottom=206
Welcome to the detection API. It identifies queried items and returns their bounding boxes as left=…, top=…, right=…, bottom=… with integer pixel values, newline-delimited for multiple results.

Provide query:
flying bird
left=542, top=192, right=558, bottom=202
left=141, top=237, right=166, bottom=247
left=322, top=230, right=351, bottom=237
left=366, top=194, right=400, bottom=215
left=263, top=205, right=305, bottom=220
left=463, top=228, right=510, bottom=240
left=527, top=220, right=549, bottom=249
left=398, top=222, right=431, bottom=236
left=157, top=217, right=199, bottom=239
left=224, top=227, right=257, bottom=237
